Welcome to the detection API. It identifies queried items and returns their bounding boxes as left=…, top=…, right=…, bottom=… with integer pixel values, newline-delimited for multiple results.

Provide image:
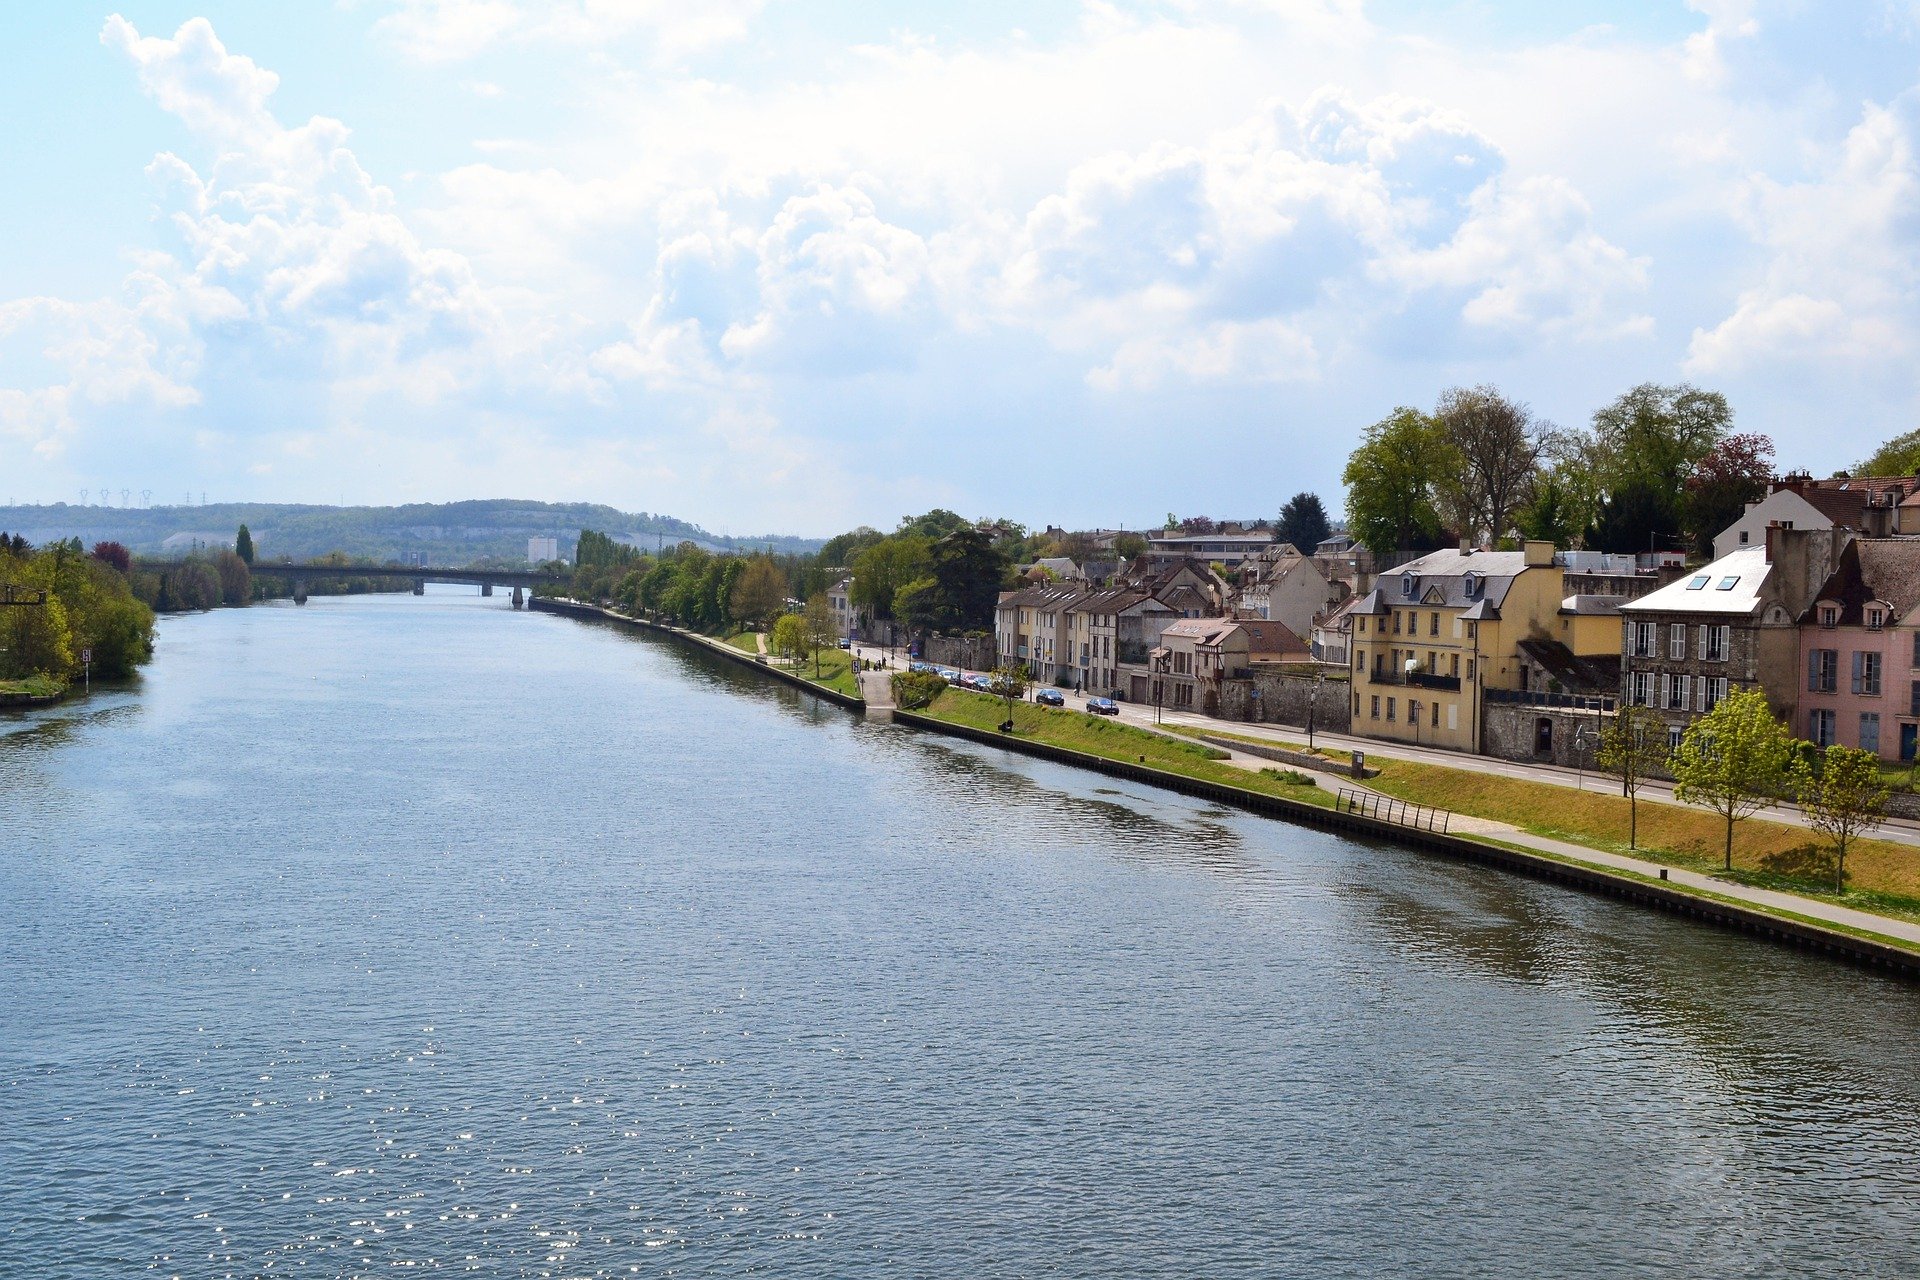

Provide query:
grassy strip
left=724, top=630, right=761, bottom=655
left=1467, top=834, right=1920, bottom=955
left=919, top=688, right=1334, bottom=808
left=773, top=646, right=860, bottom=698
left=1356, top=752, right=1920, bottom=920
left=0, top=674, right=64, bottom=697
left=1160, top=722, right=1334, bottom=756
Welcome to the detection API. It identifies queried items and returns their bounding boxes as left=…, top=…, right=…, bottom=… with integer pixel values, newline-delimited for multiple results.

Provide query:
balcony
left=1367, top=668, right=1461, bottom=691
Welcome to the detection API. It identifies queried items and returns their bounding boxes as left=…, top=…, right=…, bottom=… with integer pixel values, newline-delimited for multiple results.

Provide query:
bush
left=1260, top=767, right=1317, bottom=787
left=891, top=669, right=948, bottom=710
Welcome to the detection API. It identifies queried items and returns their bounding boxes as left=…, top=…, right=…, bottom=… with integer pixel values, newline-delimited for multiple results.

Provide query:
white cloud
left=369, top=0, right=764, bottom=63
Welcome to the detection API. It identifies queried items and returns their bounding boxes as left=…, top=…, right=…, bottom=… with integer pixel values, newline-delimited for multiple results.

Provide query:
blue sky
left=4, top=2, right=1920, bottom=537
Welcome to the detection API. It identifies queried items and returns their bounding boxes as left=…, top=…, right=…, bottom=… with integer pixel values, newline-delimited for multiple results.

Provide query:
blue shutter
left=1852, top=651, right=1865, bottom=695
left=1809, top=649, right=1820, bottom=692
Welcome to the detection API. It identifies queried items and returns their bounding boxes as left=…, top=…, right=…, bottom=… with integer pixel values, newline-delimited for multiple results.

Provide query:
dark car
left=1086, top=696, right=1120, bottom=716
left=1035, top=688, right=1065, bottom=707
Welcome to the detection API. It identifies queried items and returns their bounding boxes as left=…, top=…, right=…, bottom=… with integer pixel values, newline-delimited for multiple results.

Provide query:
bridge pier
left=481, top=582, right=493, bottom=597
left=413, top=579, right=425, bottom=596
left=511, top=585, right=524, bottom=609
left=293, top=583, right=307, bottom=605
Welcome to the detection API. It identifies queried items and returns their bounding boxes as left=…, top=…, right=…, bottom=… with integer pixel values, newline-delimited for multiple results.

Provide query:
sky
left=3, top=1, right=1920, bottom=537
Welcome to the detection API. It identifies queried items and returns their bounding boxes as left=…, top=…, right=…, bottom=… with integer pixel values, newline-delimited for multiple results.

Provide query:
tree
left=235, top=524, right=255, bottom=565
left=1431, top=384, right=1553, bottom=544
left=803, top=592, right=836, bottom=675
left=1683, top=433, right=1775, bottom=558
left=1669, top=688, right=1796, bottom=871
left=1111, top=533, right=1148, bottom=561
left=893, top=576, right=944, bottom=632
left=851, top=535, right=931, bottom=620
left=730, top=556, right=788, bottom=630
left=1177, top=515, right=1218, bottom=535
left=1590, top=382, right=1730, bottom=495
left=1596, top=705, right=1660, bottom=849
left=770, top=612, right=807, bottom=665
left=1514, top=474, right=1577, bottom=548
left=90, top=541, right=131, bottom=574
left=215, top=550, right=251, bottom=606
left=0, top=590, right=73, bottom=680
left=992, top=661, right=1031, bottom=730
left=1584, top=478, right=1682, bottom=556
left=1276, top=492, right=1331, bottom=554
left=1342, top=407, right=1449, bottom=559
left=927, top=525, right=1010, bottom=631
left=1795, top=745, right=1889, bottom=893
left=1855, top=427, right=1920, bottom=477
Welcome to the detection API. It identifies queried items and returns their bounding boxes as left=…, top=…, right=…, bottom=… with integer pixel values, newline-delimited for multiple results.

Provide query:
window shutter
left=1852, top=651, right=1865, bottom=695
left=1697, top=625, right=1707, bottom=660
left=1809, top=649, right=1821, bottom=692
left=1696, top=676, right=1707, bottom=710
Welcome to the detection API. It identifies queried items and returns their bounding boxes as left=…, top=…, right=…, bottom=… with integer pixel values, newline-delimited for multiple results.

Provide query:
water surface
left=4, top=591, right=1918, bottom=1277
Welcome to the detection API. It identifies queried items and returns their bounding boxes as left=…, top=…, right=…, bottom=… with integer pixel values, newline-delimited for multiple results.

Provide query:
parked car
left=1086, top=696, right=1120, bottom=716
left=1035, top=688, right=1065, bottom=707
left=838, top=638, right=851, bottom=649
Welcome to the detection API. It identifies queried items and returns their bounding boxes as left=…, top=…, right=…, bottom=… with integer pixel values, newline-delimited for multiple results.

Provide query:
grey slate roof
left=1377, top=548, right=1530, bottom=609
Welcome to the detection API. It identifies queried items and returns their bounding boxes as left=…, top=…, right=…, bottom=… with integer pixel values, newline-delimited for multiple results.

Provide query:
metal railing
left=1337, top=788, right=1452, bottom=833
left=1485, top=688, right=1615, bottom=711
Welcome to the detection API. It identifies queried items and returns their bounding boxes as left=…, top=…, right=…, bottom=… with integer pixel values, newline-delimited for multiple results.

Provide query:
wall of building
left=1481, top=703, right=1610, bottom=770
left=923, top=632, right=996, bottom=671
left=1212, top=670, right=1353, bottom=733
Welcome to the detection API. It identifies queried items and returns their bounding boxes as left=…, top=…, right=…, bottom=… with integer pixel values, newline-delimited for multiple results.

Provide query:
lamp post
left=1308, top=669, right=1322, bottom=750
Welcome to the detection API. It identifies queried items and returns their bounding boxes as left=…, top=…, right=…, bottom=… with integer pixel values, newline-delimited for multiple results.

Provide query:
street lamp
left=1308, top=668, right=1323, bottom=750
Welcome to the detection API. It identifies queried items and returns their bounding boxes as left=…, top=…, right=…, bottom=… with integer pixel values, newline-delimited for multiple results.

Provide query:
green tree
left=730, top=556, right=788, bottom=629
left=215, top=549, right=251, bottom=606
left=1276, top=492, right=1331, bottom=553
left=1795, top=745, right=1889, bottom=893
left=992, top=661, right=1031, bottom=729
left=235, top=523, right=255, bottom=565
left=1856, top=427, right=1920, bottom=477
left=1590, top=382, right=1730, bottom=495
left=893, top=576, right=944, bottom=632
left=1342, top=407, right=1449, bottom=559
left=927, top=525, right=1010, bottom=630
left=770, top=612, right=807, bottom=665
left=0, top=589, right=73, bottom=680
left=1584, top=478, right=1682, bottom=556
left=803, top=592, right=836, bottom=675
left=1596, top=704, right=1659, bottom=849
left=1515, top=473, right=1577, bottom=547
left=1670, top=688, right=1796, bottom=871
left=1111, top=532, right=1148, bottom=561
left=851, top=535, right=931, bottom=620
left=1682, top=433, right=1774, bottom=558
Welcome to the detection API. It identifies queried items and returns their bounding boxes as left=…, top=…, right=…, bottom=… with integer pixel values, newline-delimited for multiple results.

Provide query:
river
left=4, top=590, right=1919, bottom=1277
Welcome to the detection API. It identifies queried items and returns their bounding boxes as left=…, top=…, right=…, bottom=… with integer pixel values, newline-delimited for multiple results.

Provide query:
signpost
left=81, top=647, right=91, bottom=691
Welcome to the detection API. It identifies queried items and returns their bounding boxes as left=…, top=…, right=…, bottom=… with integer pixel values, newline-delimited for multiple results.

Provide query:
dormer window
left=1868, top=607, right=1887, bottom=630
left=1402, top=573, right=1415, bottom=598
left=1464, top=572, right=1481, bottom=598
left=1819, top=605, right=1838, bottom=628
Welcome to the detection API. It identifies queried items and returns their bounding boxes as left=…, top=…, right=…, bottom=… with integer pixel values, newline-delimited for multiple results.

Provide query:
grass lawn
left=1161, top=722, right=1338, bottom=757
left=1358, top=753, right=1920, bottom=921
left=725, top=630, right=761, bottom=655
left=777, top=645, right=861, bottom=698
left=0, top=674, right=63, bottom=697
left=917, top=688, right=1333, bottom=808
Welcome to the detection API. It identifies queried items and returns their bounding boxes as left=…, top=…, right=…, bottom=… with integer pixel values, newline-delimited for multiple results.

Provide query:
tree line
left=0, top=534, right=157, bottom=685
left=1340, top=382, right=1777, bottom=560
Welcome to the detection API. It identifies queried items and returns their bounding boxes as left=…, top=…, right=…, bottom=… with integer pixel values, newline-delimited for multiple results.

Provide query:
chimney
left=1523, top=539, right=1554, bottom=568
left=1764, top=519, right=1779, bottom=563
left=1459, top=538, right=1473, bottom=555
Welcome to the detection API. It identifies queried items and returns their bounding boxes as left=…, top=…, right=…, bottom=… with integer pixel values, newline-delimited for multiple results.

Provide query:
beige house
left=1232, top=543, right=1344, bottom=640
left=1151, top=618, right=1312, bottom=714
left=1349, top=541, right=1579, bottom=753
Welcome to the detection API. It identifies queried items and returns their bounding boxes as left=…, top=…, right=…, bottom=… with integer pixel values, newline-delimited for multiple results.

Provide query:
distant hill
left=0, top=500, right=822, bottom=563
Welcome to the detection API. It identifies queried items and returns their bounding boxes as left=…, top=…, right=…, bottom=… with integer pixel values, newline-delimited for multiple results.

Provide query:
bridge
left=134, top=559, right=569, bottom=606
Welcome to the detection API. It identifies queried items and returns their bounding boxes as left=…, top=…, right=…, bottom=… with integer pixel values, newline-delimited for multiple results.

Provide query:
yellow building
left=1348, top=541, right=1578, bottom=754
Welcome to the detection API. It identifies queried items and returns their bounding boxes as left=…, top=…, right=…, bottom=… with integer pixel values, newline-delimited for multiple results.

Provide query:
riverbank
left=528, top=596, right=866, bottom=710
left=529, top=598, right=1920, bottom=977
left=899, top=693, right=1920, bottom=978
left=0, top=674, right=65, bottom=707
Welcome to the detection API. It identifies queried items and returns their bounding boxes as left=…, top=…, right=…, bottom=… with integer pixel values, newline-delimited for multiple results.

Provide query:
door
left=1903, top=723, right=1918, bottom=763
left=1535, top=717, right=1554, bottom=756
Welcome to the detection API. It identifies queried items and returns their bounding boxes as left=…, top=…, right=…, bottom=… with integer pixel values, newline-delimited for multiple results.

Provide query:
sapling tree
left=1795, top=745, right=1889, bottom=893
left=1669, top=688, right=1795, bottom=871
left=1596, top=703, right=1659, bottom=849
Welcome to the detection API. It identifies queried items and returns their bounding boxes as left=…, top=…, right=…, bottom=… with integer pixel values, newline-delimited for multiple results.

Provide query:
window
left=1666, top=673, right=1690, bottom=710
left=1700, top=625, right=1730, bottom=662
left=1403, top=573, right=1415, bottom=598
left=1668, top=727, right=1686, bottom=750
left=1687, top=574, right=1710, bottom=590
left=1669, top=625, right=1688, bottom=660
left=1464, top=572, right=1481, bottom=598
left=1868, top=607, right=1886, bottom=630
left=1450, top=653, right=1460, bottom=677
left=1819, top=605, right=1838, bottom=628
left=1808, top=649, right=1838, bottom=693
left=1705, top=677, right=1728, bottom=710
left=1466, top=659, right=1475, bottom=681
left=1632, top=622, right=1658, bottom=658
left=1853, top=651, right=1883, bottom=697
left=1809, top=708, right=1837, bottom=747
left=1371, top=695, right=1380, bottom=719
left=1632, top=671, right=1656, bottom=706
left=1430, top=701, right=1440, bottom=727
left=1862, top=712, right=1882, bottom=755
left=1387, top=697, right=1397, bottom=722
left=1430, top=612, right=1440, bottom=636
left=1717, top=577, right=1740, bottom=591
left=1393, top=611, right=1402, bottom=635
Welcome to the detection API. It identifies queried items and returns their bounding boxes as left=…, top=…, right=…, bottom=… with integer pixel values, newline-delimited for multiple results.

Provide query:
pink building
left=1796, top=540, right=1920, bottom=762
